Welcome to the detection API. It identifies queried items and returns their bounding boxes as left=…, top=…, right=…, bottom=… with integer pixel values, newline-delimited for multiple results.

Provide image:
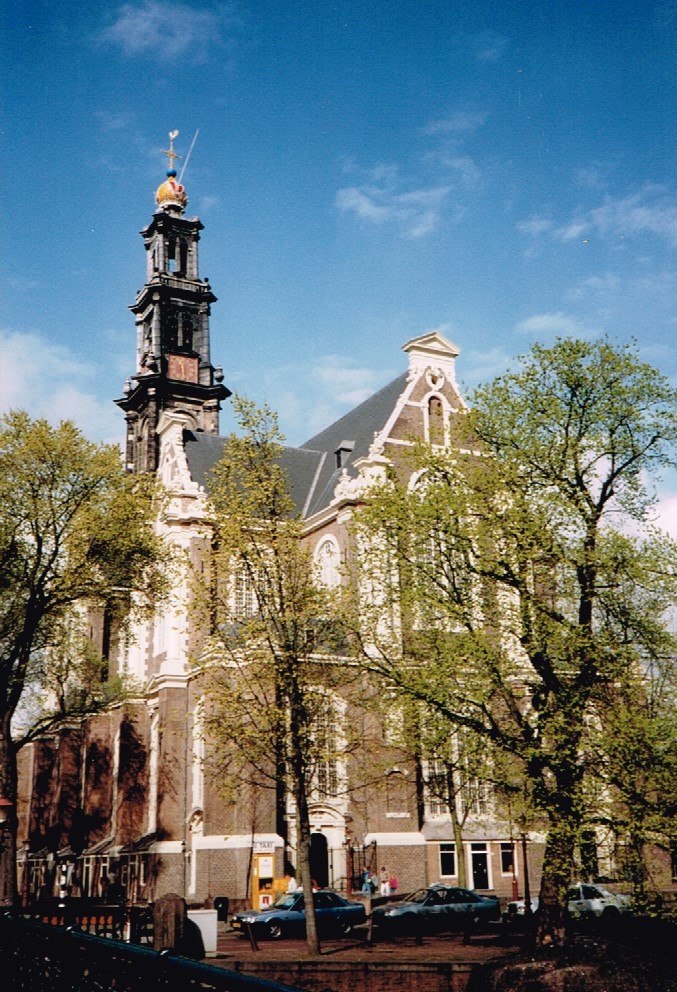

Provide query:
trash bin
left=214, top=896, right=229, bottom=922
left=187, top=908, right=217, bottom=957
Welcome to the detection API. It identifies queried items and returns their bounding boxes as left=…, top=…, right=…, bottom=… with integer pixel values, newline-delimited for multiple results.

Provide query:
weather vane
left=160, top=128, right=200, bottom=181
left=162, top=129, right=182, bottom=171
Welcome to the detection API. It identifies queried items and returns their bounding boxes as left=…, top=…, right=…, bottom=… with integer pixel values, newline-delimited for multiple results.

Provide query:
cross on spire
left=162, top=130, right=182, bottom=172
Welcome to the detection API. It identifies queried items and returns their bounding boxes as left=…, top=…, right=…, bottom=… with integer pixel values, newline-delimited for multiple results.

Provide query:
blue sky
left=3, top=0, right=677, bottom=526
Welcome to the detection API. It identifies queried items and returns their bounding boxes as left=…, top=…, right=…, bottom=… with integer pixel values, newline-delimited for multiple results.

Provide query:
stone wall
left=229, top=959, right=476, bottom=992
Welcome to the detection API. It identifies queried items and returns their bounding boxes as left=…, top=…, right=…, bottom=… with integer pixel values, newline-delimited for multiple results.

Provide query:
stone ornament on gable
left=368, top=431, right=386, bottom=459
left=333, top=469, right=361, bottom=502
left=188, top=809, right=204, bottom=834
left=426, top=367, right=445, bottom=390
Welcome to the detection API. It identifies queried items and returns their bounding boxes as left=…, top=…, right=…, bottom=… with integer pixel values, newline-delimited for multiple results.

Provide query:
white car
left=504, top=883, right=632, bottom=923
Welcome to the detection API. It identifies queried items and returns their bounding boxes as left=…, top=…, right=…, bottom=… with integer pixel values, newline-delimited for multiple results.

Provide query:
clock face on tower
left=167, top=353, right=199, bottom=382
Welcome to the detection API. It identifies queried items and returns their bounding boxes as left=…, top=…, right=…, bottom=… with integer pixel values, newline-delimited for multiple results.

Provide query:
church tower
left=116, top=133, right=230, bottom=473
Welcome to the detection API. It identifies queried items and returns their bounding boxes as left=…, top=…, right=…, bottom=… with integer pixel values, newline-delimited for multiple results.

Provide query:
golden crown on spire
left=155, top=130, right=188, bottom=211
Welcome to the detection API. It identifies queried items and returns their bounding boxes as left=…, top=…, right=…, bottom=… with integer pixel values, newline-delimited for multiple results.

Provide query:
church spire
left=155, top=130, right=188, bottom=214
left=115, top=132, right=230, bottom=474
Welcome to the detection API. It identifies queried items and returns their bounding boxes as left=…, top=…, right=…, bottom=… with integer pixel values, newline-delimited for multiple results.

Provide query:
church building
left=17, top=149, right=539, bottom=912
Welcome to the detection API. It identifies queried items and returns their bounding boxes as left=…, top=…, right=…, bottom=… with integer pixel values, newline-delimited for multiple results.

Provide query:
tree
left=194, top=397, right=350, bottom=955
left=351, top=337, right=677, bottom=945
left=590, top=625, right=677, bottom=907
left=0, top=411, right=169, bottom=905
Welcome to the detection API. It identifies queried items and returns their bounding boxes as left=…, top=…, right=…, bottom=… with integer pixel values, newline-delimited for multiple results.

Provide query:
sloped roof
left=297, top=371, right=408, bottom=517
left=183, top=371, right=408, bottom=520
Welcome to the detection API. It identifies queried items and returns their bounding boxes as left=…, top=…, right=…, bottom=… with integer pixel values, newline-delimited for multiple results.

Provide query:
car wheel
left=601, top=906, right=620, bottom=922
left=267, top=921, right=284, bottom=939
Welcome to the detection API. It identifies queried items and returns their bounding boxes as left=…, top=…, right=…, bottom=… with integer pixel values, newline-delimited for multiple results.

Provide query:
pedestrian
left=285, top=874, right=298, bottom=893
left=361, top=868, right=372, bottom=895
left=389, top=873, right=398, bottom=895
left=379, top=866, right=390, bottom=896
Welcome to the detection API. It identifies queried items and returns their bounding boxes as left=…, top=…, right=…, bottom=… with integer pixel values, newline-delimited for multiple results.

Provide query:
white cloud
left=451, top=30, right=509, bottom=64
left=437, top=156, right=481, bottom=188
left=516, top=216, right=553, bottom=238
left=652, top=493, right=677, bottom=538
left=99, top=0, right=240, bottom=61
left=553, top=220, right=589, bottom=242
left=515, top=312, right=595, bottom=340
left=424, top=111, right=487, bottom=136
left=229, top=355, right=397, bottom=445
left=336, top=170, right=451, bottom=239
left=311, top=355, right=393, bottom=406
left=565, top=272, right=621, bottom=302
left=518, top=184, right=677, bottom=247
left=589, top=185, right=677, bottom=243
left=335, top=188, right=391, bottom=225
left=0, top=330, right=122, bottom=444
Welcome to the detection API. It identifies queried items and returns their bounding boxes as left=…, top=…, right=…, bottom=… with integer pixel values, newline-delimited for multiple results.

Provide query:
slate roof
left=183, top=370, right=408, bottom=521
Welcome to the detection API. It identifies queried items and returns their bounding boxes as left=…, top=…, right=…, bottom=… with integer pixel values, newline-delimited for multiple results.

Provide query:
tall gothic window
left=422, top=756, right=449, bottom=817
left=312, top=693, right=343, bottom=800
left=234, top=570, right=257, bottom=618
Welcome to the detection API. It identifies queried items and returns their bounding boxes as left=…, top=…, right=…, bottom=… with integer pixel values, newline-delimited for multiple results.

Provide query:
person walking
left=379, top=866, right=390, bottom=896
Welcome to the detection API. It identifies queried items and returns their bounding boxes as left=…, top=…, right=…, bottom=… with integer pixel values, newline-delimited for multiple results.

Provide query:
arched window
left=314, top=537, right=341, bottom=587
left=234, top=570, right=257, bottom=617
left=427, top=394, right=446, bottom=443
left=312, top=693, right=344, bottom=799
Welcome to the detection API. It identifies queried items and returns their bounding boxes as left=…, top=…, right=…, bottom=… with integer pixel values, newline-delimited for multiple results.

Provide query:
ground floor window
left=439, top=842, right=456, bottom=877
left=500, top=842, right=515, bottom=876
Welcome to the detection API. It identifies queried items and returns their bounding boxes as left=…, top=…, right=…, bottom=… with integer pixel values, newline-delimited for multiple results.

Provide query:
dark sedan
left=230, top=889, right=366, bottom=939
left=371, top=884, right=501, bottom=935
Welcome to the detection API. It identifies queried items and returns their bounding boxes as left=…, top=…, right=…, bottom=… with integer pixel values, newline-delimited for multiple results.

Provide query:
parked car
left=371, top=884, right=501, bottom=935
left=230, top=889, right=366, bottom=939
left=503, top=883, right=632, bottom=923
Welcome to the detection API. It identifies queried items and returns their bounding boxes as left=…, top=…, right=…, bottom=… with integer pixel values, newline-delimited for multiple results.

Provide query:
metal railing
left=1, top=912, right=301, bottom=992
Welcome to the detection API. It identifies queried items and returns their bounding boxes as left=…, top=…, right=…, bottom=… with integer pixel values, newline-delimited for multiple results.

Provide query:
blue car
left=371, top=884, right=501, bottom=935
left=230, top=889, right=366, bottom=939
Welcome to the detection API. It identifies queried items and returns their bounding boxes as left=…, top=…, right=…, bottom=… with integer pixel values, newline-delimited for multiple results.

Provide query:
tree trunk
left=627, top=821, right=648, bottom=911
left=295, top=800, right=320, bottom=955
left=447, top=769, right=468, bottom=888
left=0, top=723, right=17, bottom=907
left=534, top=810, right=577, bottom=947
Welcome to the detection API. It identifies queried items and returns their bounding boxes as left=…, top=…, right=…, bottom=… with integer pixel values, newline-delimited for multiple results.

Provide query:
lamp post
left=510, top=839, right=519, bottom=901
left=521, top=831, right=532, bottom=916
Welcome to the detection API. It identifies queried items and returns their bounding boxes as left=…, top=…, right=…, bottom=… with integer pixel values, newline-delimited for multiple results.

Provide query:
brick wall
left=227, top=959, right=476, bottom=992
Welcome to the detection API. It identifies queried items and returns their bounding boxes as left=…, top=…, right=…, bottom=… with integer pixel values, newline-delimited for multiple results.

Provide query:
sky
left=3, top=0, right=677, bottom=529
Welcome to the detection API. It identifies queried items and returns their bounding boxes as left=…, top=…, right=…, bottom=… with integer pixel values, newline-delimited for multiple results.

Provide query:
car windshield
left=272, top=893, right=302, bottom=910
left=408, top=888, right=433, bottom=904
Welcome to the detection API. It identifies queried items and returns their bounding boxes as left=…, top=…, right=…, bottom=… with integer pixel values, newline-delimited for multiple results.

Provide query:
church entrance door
left=309, top=832, right=329, bottom=889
